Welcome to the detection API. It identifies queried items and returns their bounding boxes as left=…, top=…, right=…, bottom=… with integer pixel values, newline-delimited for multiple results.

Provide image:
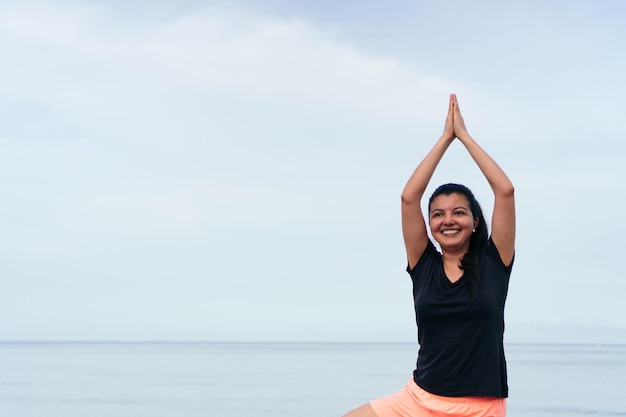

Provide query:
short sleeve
left=406, top=239, right=438, bottom=275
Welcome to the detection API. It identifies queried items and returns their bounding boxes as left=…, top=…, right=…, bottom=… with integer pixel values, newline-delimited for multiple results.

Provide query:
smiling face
left=428, top=192, right=479, bottom=253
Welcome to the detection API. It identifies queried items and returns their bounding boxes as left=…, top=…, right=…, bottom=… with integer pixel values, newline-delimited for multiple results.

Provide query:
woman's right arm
left=402, top=95, right=455, bottom=269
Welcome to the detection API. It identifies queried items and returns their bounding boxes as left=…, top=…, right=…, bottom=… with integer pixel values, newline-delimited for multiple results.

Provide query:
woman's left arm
left=452, top=94, right=515, bottom=265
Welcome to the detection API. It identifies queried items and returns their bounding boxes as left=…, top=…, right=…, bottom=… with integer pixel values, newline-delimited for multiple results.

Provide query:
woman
left=343, top=94, right=515, bottom=417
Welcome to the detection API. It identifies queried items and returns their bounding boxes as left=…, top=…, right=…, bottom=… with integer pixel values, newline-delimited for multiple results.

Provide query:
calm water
left=0, top=342, right=624, bottom=416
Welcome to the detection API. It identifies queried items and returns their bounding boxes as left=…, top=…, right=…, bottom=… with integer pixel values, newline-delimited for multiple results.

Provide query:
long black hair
left=428, top=183, right=488, bottom=298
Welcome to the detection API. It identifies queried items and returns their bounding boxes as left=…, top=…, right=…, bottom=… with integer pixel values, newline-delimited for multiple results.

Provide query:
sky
left=0, top=0, right=625, bottom=343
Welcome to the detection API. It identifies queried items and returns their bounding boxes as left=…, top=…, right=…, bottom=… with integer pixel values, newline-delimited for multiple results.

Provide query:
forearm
left=456, top=133, right=514, bottom=195
left=401, top=135, right=454, bottom=203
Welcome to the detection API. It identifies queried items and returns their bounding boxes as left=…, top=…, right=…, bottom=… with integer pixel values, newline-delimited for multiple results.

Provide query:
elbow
left=401, top=192, right=418, bottom=205
left=501, top=183, right=515, bottom=198
left=401, top=184, right=427, bottom=205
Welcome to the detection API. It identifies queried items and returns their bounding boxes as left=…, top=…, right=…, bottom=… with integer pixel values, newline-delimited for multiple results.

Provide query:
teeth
left=442, top=230, right=459, bottom=235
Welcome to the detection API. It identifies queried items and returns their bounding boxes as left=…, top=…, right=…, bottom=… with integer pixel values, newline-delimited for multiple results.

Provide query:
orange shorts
left=370, top=379, right=506, bottom=417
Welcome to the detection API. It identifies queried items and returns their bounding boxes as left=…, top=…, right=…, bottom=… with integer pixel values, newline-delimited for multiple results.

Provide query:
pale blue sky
left=1, top=1, right=624, bottom=343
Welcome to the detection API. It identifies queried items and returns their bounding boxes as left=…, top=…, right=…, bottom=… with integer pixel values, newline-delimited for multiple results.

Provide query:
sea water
left=0, top=342, right=624, bottom=417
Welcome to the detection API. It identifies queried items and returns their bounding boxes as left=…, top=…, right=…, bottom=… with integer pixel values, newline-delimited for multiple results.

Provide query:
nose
left=443, top=213, right=454, bottom=224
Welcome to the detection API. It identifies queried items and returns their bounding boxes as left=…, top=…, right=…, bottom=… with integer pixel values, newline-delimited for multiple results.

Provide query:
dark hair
left=428, top=183, right=488, bottom=298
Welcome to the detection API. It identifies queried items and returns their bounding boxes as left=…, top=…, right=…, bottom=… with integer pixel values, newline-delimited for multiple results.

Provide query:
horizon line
left=1, top=340, right=625, bottom=346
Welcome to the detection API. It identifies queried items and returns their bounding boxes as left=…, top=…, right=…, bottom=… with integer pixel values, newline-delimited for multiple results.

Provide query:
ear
left=473, top=218, right=479, bottom=231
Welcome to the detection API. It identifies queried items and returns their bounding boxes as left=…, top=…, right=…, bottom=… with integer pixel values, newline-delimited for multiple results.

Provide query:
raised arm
left=451, top=94, right=516, bottom=265
left=402, top=95, right=455, bottom=269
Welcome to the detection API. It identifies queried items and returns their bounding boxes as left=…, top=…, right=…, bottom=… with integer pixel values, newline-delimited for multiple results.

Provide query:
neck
left=441, top=247, right=467, bottom=264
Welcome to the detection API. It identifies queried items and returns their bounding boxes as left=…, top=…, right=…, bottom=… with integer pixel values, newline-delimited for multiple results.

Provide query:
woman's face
left=429, top=192, right=479, bottom=253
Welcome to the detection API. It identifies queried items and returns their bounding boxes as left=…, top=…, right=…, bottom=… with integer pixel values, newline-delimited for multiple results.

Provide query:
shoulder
left=483, top=236, right=515, bottom=269
left=481, top=237, right=514, bottom=274
left=407, top=240, right=440, bottom=275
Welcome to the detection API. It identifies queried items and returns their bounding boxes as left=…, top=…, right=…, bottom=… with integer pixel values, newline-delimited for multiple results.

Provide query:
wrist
left=439, top=133, right=455, bottom=143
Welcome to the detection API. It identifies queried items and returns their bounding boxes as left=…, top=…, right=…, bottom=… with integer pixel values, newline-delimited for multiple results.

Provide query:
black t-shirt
left=407, top=237, right=513, bottom=397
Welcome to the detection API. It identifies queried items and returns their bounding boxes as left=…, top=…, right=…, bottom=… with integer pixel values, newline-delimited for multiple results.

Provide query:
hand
left=442, top=94, right=455, bottom=141
left=451, top=94, right=469, bottom=139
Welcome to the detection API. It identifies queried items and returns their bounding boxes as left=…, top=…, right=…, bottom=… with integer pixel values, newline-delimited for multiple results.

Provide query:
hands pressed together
left=443, top=93, right=469, bottom=141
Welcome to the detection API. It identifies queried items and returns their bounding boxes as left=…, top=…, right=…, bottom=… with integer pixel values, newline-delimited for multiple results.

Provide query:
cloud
left=0, top=1, right=474, bottom=260
left=0, top=2, right=472, bottom=124
left=0, top=1, right=624, bottom=342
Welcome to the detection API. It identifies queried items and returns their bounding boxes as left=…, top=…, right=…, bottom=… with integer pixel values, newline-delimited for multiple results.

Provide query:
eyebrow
left=430, top=206, right=470, bottom=213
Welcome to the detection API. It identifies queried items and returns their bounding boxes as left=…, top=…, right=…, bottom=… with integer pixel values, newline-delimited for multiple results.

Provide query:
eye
left=454, top=210, right=466, bottom=216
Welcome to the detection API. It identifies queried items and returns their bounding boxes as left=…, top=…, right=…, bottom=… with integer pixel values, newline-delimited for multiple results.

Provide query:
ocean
left=0, top=342, right=624, bottom=417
